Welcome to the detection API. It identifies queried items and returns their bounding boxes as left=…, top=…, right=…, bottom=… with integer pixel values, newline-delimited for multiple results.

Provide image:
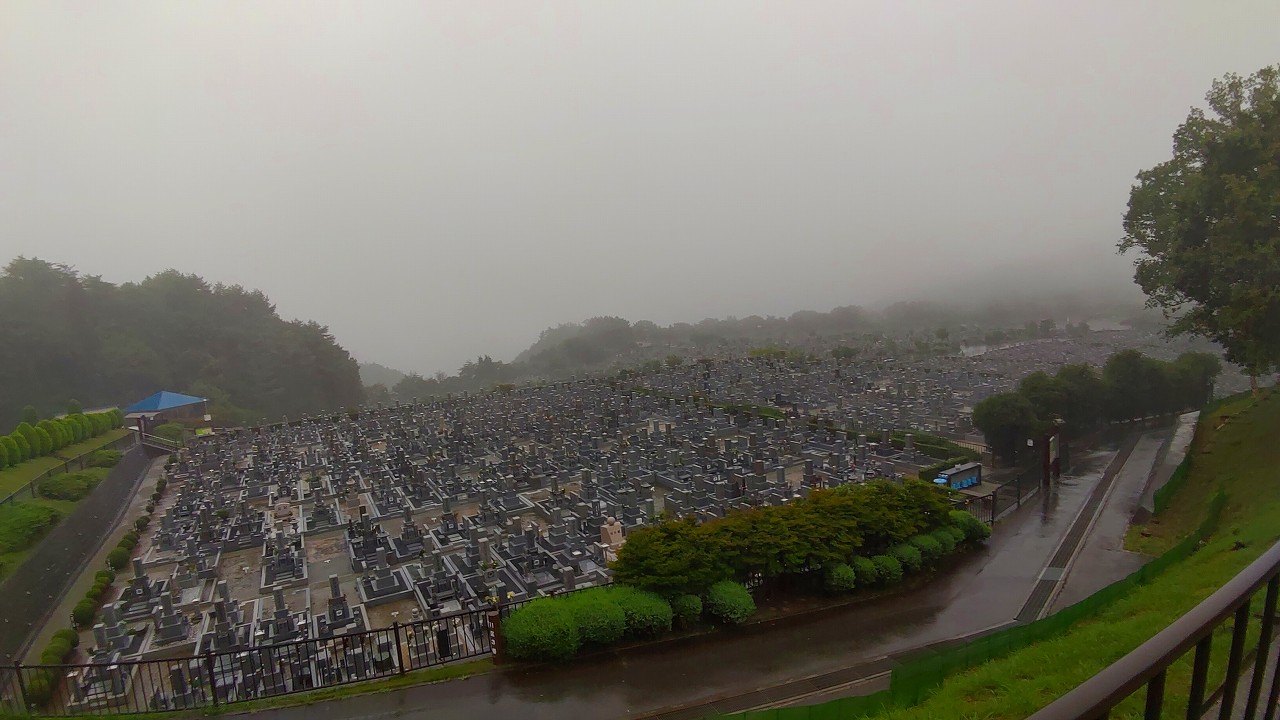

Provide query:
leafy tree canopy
left=1121, top=66, right=1280, bottom=381
left=0, top=258, right=363, bottom=424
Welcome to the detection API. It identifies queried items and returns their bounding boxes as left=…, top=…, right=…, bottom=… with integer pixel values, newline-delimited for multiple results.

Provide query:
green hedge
left=949, top=511, right=992, bottom=543
left=891, top=544, right=924, bottom=573
left=563, top=589, right=626, bottom=645
left=672, top=594, right=703, bottom=625
left=852, top=556, right=880, bottom=586
left=824, top=563, right=858, bottom=593
left=503, top=599, right=581, bottom=662
left=613, top=479, right=955, bottom=596
left=0, top=502, right=62, bottom=554
left=871, top=555, right=904, bottom=585
left=910, top=535, right=944, bottom=564
left=706, top=581, right=756, bottom=624
left=36, top=470, right=103, bottom=501
left=608, top=586, right=673, bottom=637
left=917, top=457, right=972, bottom=482
left=87, top=449, right=123, bottom=468
left=931, top=527, right=960, bottom=555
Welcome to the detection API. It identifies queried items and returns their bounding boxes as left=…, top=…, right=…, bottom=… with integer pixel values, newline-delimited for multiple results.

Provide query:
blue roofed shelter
left=123, top=391, right=208, bottom=434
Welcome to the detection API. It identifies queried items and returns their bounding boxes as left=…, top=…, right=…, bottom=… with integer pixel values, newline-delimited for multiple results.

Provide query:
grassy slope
left=878, top=388, right=1280, bottom=720
left=0, top=428, right=129, bottom=497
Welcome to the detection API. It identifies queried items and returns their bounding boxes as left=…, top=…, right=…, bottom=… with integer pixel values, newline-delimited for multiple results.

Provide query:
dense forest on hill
left=0, top=258, right=363, bottom=427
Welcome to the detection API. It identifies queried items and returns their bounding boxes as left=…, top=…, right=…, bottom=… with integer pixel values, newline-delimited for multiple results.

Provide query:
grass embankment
left=874, top=388, right=1280, bottom=720
left=0, top=428, right=129, bottom=497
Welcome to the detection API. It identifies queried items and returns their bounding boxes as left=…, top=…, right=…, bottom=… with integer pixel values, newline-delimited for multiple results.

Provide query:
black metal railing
left=1027, top=539, right=1280, bottom=720
left=137, top=433, right=182, bottom=454
left=0, top=606, right=495, bottom=716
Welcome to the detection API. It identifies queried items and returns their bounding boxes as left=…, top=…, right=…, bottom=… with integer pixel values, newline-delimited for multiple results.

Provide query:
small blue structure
left=934, top=461, right=982, bottom=491
left=123, top=391, right=208, bottom=434
left=124, top=391, right=206, bottom=414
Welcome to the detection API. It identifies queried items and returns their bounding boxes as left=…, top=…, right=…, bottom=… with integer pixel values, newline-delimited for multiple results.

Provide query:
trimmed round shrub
left=36, top=472, right=101, bottom=501
left=145, top=503, right=155, bottom=513
left=930, top=528, right=959, bottom=555
left=870, top=555, right=904, bottom=585
left=94, top=569, right=115, bottom=585
left=940, top=525, right=967, bottom=546
left=705, top=581, right=756, bottom=625
left=607, top=586, right=673, bottom=637
left=910, top=535, right=944, bottom=564
left=72, top=599, right=97, bottom=626
left=564, top=591, right=626, bottom=645
left=89, top=581, right=107, bottom=601
left=156, top=477, right=168, bottom=492
left=40, top=639, right=71, bottom=665
left=890, top=544, right=924, bottom=573
left=824, top=563, right=857, bottom=593
left=135, top=516, right=150, bottom=531
left=671, top=594, right=703, bottom=626
left=87, top=449, right=123, bottom=468
left=53, top=628, right=80, bottom=648
left=106, top=547, right=130, bottom=570
left=957, top=512, right=993, bottom=540
left=503, top=599, right=581, bottom=662
left=851, top=556, right=880, bottom=586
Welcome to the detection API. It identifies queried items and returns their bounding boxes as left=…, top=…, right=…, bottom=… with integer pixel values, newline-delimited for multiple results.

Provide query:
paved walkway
left=247, top=433, right=1174, bottom=720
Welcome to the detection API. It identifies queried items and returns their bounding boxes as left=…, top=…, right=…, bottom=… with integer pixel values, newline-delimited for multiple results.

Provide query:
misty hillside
left=0, top=257, right=363, bottom=426
left=388, top=287, right=1157, bottom=401
left=359, top=362, right=407, bottom=388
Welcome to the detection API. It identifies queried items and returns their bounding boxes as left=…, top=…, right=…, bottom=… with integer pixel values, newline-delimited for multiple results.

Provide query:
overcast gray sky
left=3, top=1, right=1277, bottom=375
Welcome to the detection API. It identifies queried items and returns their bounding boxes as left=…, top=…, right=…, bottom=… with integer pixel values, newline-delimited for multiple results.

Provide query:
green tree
left=15, top=422, right=42, bottom=459
left=1018, top=371, right=1069, bottom=425
left=66, top=399, right=82, bottom=415
left=364, top=383, right=393, bottom=406
left=1120, top=67, right=1280, bottom=389
left=0, top=436, right=18, bottom=466
left=32, top=426, right=52, bottom=456
left=611, top=518, right=723, bottom=597
left=1054, top=363, right=1106, bottom=429
left=973, top=393, right=1039, bottom=463
left=1172, top=352, right=1222, bottom=409
left=10, top=431, right=32, bottom=462
left=37, top=420, right=64, bottom=451
left=21, top=405, right=39, bottom=425
left=1102, top=349, right=1171, bottom=420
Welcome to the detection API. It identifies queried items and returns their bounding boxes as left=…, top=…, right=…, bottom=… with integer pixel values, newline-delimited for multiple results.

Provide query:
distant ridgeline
left=380, top=300, right=1155, bottom=402
left=0, top=258, right=363, bottom=426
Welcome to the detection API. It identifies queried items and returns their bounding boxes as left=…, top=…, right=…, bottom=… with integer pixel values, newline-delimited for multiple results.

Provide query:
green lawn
left=871, top=388, right=1280, bottom=719
left=0, top=428, right=129, bottom=497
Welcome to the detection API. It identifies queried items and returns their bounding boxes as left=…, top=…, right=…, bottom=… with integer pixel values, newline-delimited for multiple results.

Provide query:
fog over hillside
left=4, top=1, right=1276, bottom=375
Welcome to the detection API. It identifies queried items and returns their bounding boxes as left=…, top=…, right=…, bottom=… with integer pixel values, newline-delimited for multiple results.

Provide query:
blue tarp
left=123, top=391, right=205, bottom=413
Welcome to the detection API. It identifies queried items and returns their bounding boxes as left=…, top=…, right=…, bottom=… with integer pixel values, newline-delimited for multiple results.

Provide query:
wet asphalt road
left=248, top=446, right=1139, bottom=720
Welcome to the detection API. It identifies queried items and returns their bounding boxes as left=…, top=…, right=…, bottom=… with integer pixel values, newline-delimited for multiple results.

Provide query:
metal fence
left=1027, top=539, right=1280, bottom=720
left=0, top=606, right=496, bottom=716
left=951, top=463, right=1044, bottom=525
left=0, top=433, right=139, bottom=507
